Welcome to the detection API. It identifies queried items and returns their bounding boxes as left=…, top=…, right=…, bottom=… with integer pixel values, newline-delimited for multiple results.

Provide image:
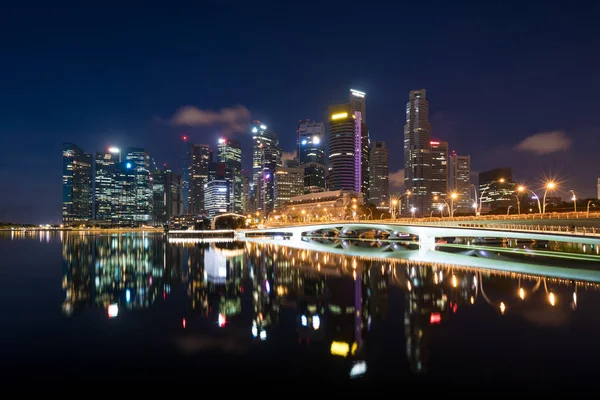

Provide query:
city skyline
left=2, top=4, right=600, bottom=223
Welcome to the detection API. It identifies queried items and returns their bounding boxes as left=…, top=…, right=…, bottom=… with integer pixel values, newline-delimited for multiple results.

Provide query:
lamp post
left=410, top=207, right=416, bottom=218
left=309, top=204, right=321, bottom=222
left=513, top=191, right=521, bottom=215
left=516, top=185, right=542, bottom=214
left=587, top=200, right=594, bottom=216
left=449, top=192, right=458, bottom=218
left=542, top=181, right=557, bottom=215
left=570, top=190, right=577, bottom=212
left=434, top=193, right=457, bottom=218
left=390, top=190, right=411, bottom=218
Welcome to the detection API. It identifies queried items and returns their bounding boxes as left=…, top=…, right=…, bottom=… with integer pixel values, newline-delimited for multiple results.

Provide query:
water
left=2, top=230, right=600, bottom=387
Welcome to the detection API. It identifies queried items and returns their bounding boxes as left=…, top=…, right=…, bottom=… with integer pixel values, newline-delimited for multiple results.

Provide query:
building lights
left=331, top=112, right=348, bottom=120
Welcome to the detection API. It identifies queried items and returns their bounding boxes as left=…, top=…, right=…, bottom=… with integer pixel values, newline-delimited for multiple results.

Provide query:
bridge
left=240, top=221, right=600, bottom=246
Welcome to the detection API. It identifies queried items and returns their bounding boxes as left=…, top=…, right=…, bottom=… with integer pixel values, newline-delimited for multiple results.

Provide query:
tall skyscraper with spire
left=404, top=89, right=432, bottom=216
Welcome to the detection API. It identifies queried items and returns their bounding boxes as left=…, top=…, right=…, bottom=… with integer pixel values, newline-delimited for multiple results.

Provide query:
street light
left=570, top=190, right=577, bottom=213
left=542, top=181, right=557, bottom=214
left=449, top=192, right=458, bottom=218
left=433, top=193, right=457, bottom=218
left=410, top=207, right=416, bottom=218
left=390, top=190, right=411, bottom=218
left=517, top=185, right=542, bottom=214
left=588, top=200, right=595, bottom=216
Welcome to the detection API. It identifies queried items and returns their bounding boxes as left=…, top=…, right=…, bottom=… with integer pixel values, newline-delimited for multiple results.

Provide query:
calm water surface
left=2, top=231, right=600, bottom=387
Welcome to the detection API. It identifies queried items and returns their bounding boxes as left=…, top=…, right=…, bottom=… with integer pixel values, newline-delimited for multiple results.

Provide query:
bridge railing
left=264, top=210, right=600, bottom=227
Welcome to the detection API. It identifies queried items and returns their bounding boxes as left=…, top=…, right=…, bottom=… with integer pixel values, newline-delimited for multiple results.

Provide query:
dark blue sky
left=1, top=2, right=600, bottom=223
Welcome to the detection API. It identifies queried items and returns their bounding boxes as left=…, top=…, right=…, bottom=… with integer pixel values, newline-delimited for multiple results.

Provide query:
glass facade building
left=251, top=121, right=281, bottom=215
left=297, top=120, right=326, bottom=193
left=369, top=141, right=389, bottom=207
left=404, top=89, right=432, bottom=216
left=327, top=103, right=370, bottom=199
left=217, top=138, right=243, bottom=214
left=62, top=143, right=93, bottom=225
left=190, top=144, right=212, bottom=216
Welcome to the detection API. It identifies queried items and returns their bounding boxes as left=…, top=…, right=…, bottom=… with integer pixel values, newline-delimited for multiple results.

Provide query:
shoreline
left=1, top=228, right=165, bottom=233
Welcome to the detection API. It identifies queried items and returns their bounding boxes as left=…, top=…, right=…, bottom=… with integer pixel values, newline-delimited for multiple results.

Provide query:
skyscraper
left=190, top=144, right=211, bottom=215
left=113, top=160, right=136, bottom=225
left=124, top=147, right=153, bottom=223
left=181, top=136, right=191, bottom=215
left=251, top=121, right=281, bottom=215
left=62, top=143, right=93, bottom=225
left=274, top=160, right=305, bottom=209
left=404, top=89, right=432, bottom=216
left=242, top=173, right=251, bottom=214
left=327, top=102, right=370, bottom=199
left=449, top=152, right=471, bottom=212
left=164, top=167, right=182, bottom=220
left=297, top=119, right=326, bottom=193
left=94, top=147, right=120, bottom=221
left=151, top=169, right=166, bottom=223
left=205, top=161, right=233, bottom=217
left=430, top=141, right=448, bottom=210
left=369, top=141, right=389, bottom=207
left=217, top=138, right=243, bottom=214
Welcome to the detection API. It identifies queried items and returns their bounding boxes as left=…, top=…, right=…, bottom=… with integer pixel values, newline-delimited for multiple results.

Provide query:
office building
left=94, top=147, right=120, bottom=221
left=124, top=147, right=153, bottom=223
left=251, top=121, right=281, bottom=215
left=242, top=173, right=251, bottom=214
left=430, top=141, right=448, bottom=210
left=207, top=161, right=233, bottom=214
left=151, top=169, right=166, bottom=224
left=479, top=167, right=517, bottom=213
left=449, top=152, right=471, bottom=212
left=327, top=102, right=370, bottom=199
left=181, top=136, right=191, bottom=215
left=62, top=143, right=93, bottom=225
left=404, top=89, right=432, bottom=216
left=164, top=167, right=182, bottom=219
left=297, top=119, right=326, bottom=193
left=204, top=180, right=230, bottom=218
left=274, top=160, right=305, bottom=209
left=369, top=141, right=389, bottom=208
left=190, top=143, right=211, bottom=215
left=217, top=138, right=243, bottom=214
left=113, top=160, right=136, bottom=224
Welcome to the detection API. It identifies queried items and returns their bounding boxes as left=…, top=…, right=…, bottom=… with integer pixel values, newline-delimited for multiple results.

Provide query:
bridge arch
left=211, top=213, right=248, bottom=230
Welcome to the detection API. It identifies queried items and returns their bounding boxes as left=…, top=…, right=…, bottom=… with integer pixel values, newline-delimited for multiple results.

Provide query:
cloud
left=516, top=130, right=572, bottom=155
left=170, top=105, right=251, bottom=134
left=389, top=168, right=405, bottom=191
left=281, top=151, right=296, bottom=162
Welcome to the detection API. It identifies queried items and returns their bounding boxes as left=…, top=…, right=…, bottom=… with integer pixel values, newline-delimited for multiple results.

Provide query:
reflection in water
left=61, top=233, right=600, bottom=377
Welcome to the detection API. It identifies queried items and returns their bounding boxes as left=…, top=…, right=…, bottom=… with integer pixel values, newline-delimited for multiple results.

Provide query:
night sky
left=1, top=2, right=599, bottom=223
